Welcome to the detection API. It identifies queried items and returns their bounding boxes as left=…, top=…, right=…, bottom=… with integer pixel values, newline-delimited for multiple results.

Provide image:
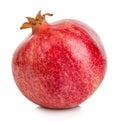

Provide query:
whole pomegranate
left=12, top=11, right=107, bottom=109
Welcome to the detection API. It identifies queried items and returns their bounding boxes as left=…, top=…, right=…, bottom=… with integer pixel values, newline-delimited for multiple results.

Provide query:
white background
left=0, top=0, right=120, bottom=121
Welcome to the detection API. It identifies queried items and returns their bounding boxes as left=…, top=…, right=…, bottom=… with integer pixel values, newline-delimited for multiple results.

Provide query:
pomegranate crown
left=20, top=11, right=53, bottom=29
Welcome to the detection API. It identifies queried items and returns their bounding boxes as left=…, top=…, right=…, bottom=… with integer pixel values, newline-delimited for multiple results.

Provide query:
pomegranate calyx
left=20, top=11, right=53, bottom=29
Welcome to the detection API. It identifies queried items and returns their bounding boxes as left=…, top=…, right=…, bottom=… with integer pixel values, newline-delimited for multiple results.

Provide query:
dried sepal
left=20, top=11, right=53, bottom=30
left=26, top=17, right=35, bottom=23
left=20, top=22, right=33, bottom=29
left=35, top=11, right=42, bottom=20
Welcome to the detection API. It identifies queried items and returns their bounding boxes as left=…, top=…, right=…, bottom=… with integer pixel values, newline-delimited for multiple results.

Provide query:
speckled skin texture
left=12, top=19, right=107, bottom=109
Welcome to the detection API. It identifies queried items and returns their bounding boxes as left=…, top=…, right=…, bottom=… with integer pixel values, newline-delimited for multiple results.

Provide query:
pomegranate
left=12, top=11, right=107, bottom=109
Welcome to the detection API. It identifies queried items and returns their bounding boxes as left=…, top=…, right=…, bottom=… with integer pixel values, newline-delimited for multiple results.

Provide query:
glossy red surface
left=12, top=19, right=107, bottom=108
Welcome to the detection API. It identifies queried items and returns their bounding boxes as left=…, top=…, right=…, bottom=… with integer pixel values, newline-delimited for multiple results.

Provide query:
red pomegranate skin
left=12, top=13, right=107, bottom=109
